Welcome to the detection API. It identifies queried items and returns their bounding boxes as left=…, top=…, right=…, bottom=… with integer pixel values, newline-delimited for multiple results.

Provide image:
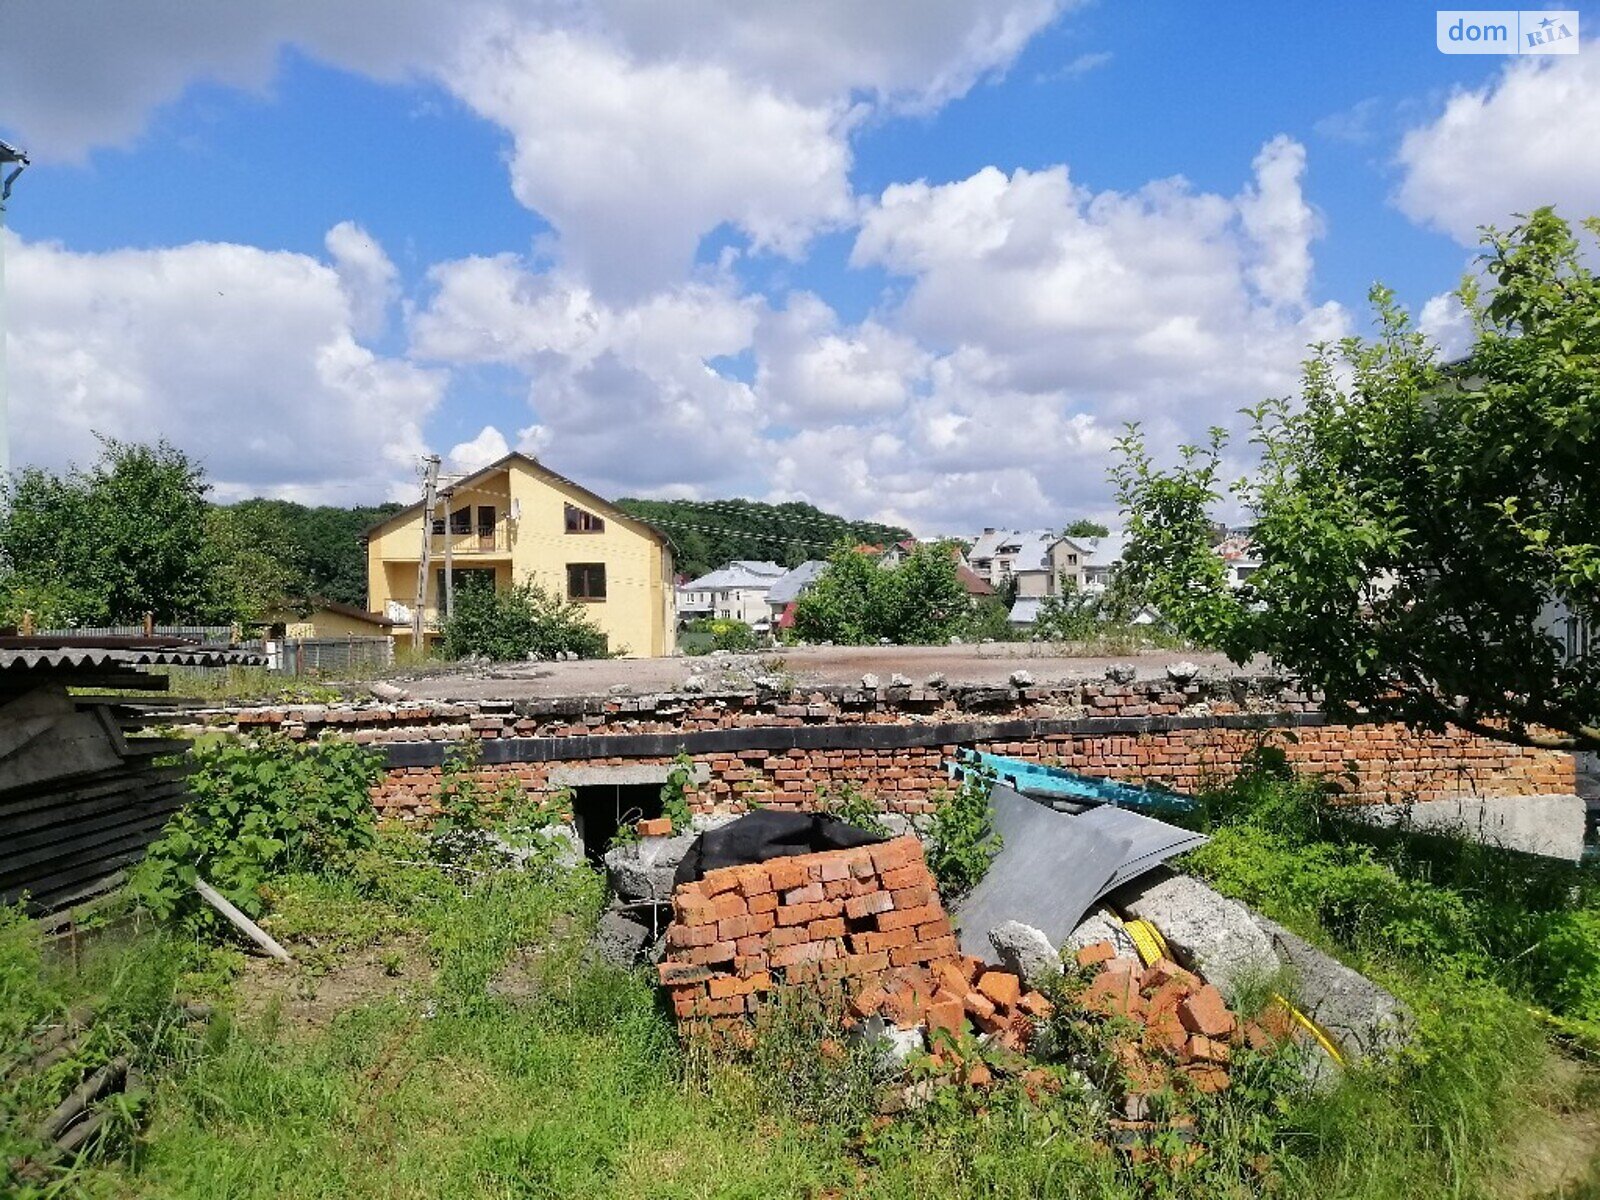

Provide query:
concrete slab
left=1351, top=793, right=1587, bottom=861
left=1250, top=916, right=1409, bottom=1062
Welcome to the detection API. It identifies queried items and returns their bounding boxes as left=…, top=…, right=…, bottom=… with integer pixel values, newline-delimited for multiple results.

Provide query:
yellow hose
left=1121, top=918, right=1169, bottom=966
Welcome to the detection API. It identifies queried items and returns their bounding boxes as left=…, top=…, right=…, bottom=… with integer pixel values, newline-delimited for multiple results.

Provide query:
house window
left=449, top=507, right=471, bottom=535
left=568, top=562, right=607, bottom=600
left=430, top=517, right=445, bottom=534
left=565, top=503, right=606, bottom=533
left=477, top=505, right=496, bottom=535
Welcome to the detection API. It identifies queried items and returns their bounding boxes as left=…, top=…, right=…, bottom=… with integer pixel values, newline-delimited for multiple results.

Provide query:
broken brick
left=1177, top=985, right=1235, bottom=1038
left=1076, top=940, right=1116, bottom=968
left=976, top=970, right=1022, bottom=1010
left=637, top=817, right=673, bottom=838
left=926, top=997, right=965, bottom=1042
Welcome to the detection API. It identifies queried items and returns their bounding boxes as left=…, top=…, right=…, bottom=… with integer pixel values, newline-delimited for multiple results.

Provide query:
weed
left=659, top=752, right=696, bottom=833
left=816, top=780, right=892, bottom=837
left=924, top=764, right=1002, bottom=900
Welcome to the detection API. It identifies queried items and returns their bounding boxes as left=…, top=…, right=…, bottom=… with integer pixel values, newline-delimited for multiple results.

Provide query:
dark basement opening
left=571, top=782, right=664, bottom=864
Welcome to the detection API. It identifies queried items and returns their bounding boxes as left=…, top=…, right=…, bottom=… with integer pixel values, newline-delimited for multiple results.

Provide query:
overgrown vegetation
left=440, top=575, right=610, bottom=661
left=1185, top=743, right=1600, bottom=1034
left=7, top=737, right=1598, bottom=1198
left=129, top=735, right=383, bottom=924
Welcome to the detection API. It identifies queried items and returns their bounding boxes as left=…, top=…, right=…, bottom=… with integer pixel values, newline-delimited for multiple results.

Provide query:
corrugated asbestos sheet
left=0, top=639, right=264, bottom=917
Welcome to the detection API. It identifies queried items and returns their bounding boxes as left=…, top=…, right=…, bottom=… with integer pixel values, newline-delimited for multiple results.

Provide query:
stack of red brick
left=657, top=836, right=1049, bottom=1045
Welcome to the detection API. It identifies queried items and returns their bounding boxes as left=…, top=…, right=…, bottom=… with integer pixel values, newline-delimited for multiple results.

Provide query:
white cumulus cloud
left=1396, top=48, right=1600, bottom=243
left=5, top=228, right=443, bottom=502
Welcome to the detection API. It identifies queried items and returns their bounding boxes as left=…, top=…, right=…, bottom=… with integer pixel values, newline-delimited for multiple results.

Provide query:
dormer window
left=565, top=503, right=605, bottom=533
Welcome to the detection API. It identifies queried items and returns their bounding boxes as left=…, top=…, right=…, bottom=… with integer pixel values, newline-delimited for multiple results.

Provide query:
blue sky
left=2, top=2, right=1596, bottom=532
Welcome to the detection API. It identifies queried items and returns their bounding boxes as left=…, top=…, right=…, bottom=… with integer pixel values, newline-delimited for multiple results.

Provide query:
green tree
left=206, top=503, right=307, bottom=622
left=0, top=437, right=236, bottom=624
left=1113, top=209, right=1600, bottom=751
left=441, top=575, right=609, bottom=661
left=794, top=542, right=969, bottom=645
left=793, top=542, right=877, bottom=644
left=223, top=498, right=402, bottom=608
left=1063, top=518, right=1110, bottom=540
left=1107, top=426, right=1236, bottom=646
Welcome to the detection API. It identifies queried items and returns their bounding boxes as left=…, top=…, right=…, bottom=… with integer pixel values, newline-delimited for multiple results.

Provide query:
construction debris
left=658, top=836, right=1053, bottom=1051
left=1111, top=869, right=1277, bottom=1004
left=953, top=784, right=1205, bottom=959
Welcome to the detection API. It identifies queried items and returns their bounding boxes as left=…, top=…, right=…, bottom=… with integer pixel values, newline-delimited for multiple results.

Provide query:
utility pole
left=412, top=455, right=440, bottom=650
left=0, top=140, right=30, bottom=492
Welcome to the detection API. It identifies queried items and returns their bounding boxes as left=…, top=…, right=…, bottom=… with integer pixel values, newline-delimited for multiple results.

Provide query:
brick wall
left=158, top=676, right=1573, bottom=821
left=368, top=722, right=1572, bottom=821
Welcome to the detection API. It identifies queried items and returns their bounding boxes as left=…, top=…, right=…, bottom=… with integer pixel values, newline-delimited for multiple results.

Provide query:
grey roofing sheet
left=0, top=646, right=266, bottom=671
left=951, top=783, right=1206, bottom=958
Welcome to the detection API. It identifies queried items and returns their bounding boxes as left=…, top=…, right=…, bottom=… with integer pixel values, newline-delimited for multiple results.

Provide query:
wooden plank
left=0, top=791, right=185, bottom=858
left=0, top=808, right=180, bottom=883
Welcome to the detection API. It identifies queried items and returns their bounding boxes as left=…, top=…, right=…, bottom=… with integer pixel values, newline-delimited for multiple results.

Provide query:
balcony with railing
left=381, top=524, right=511, bottom=559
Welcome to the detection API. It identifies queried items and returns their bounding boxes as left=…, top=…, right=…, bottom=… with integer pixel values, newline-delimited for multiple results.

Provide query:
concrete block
left=1112, top=870, right=1277, bottom=1004
left=604, top=831, right=698, bottom=900
left=1250, top=916, right=1409, bottom=1062
left=987, top=921, right=1062, bottom=985
left=1350, top=794, right=1586, bottom=861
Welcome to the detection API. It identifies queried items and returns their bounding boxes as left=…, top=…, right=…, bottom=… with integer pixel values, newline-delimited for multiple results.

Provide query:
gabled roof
left=364, top=452, right=669, bottom=545
left=968, top=528, right=1063, bottom=570
left=1082, top=532, right=1129, bottom=567
left=766, top=560, right=828, bottom=605
left=956, top=563, right=995, bottom=596
left=678, top=561, right=786, bottom=591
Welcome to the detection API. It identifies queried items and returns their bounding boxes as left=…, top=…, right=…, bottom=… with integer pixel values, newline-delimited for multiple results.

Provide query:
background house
left=365, top=452, right=675, bottom=658
left=765, top=560, right=828, bottom=629
left=676, top=560, right=787, bottom=627
left=966, top=529, right=1087, bottom=597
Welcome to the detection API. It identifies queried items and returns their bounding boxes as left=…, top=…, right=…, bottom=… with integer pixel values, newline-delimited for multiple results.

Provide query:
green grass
left=6, top=766, right=1599, bottom=1199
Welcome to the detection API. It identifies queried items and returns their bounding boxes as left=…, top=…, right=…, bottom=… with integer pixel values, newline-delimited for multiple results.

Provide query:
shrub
left=682, top=618, right=758, bottom=655
left=131, top=735, right=383, bottom=922
left=924, top=766, right=1001, bottom=899
left=441, top=576, right=609, bottom=661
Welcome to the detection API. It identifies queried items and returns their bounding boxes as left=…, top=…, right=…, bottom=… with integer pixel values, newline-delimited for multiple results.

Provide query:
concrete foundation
left=1353, top=793, right=1587, bottom=861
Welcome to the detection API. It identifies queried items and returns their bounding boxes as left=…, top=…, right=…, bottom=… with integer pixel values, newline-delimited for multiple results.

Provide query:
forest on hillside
left=225, top=499, right=404, bottom=609
left=615, top=498, right=910, bottom=580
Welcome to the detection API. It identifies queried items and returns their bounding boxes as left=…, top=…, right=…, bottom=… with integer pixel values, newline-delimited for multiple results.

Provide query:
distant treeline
left=615, top=497, right=910, bottom=580
left=223, top=498, right=404, bottom=609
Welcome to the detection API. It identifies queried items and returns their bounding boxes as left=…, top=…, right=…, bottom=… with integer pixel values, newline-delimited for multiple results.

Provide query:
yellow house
left=365, top=453, right=676, bottom=658
left=256, top=599, right=400, bottom=641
